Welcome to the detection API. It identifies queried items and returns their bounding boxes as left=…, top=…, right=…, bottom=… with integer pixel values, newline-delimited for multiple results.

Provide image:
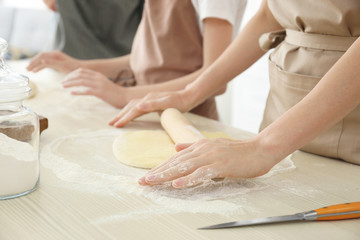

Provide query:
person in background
left=42, top=0, right=144, bottom=59
left=28, top=0, right=247, bottom=120
left=108, top=0, right=360, bottom=188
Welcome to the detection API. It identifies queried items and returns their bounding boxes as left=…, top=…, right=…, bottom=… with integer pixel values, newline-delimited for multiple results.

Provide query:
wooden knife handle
left=160, top=108, right=204, bottom=144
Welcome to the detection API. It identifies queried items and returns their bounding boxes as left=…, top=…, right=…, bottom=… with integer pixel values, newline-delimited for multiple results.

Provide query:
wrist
left=232, top=137, right=278, bottom=177
left=253, top=131, right=289, bottom=167
left=182, top=83, right=204, bottom=110
left=116, top=86, right=129, bottom=108
left=78, top=60, right=87, bottom=69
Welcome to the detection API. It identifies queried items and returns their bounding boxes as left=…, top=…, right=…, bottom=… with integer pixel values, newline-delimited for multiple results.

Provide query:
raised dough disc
left=113, top=130, right=231, bottom=169
left=28, top=81, right=38, bottom=99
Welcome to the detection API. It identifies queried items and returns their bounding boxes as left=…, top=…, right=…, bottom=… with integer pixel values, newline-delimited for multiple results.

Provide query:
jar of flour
left=0, top=38, right=40, bottom=200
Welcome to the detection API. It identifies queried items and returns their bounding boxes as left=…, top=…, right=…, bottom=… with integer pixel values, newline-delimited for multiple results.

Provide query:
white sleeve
left=191, top=0, right=247, bottom=38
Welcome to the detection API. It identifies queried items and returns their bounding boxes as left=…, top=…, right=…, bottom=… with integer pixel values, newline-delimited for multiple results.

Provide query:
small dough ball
left=28, top=81, right=38, bottom=99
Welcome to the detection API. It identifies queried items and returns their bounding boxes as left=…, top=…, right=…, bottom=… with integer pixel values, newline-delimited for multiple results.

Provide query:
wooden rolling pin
left=160, top=108, right=205, bottom=144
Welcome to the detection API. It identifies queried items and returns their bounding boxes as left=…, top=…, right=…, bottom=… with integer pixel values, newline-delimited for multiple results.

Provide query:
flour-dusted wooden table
left=1, top=60, right=359, bottom=240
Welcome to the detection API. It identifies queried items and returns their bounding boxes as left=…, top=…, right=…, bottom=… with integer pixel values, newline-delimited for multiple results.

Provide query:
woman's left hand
left=62, top=68, right=128, bottom=108
left=138, top=137, right=276, bottom=188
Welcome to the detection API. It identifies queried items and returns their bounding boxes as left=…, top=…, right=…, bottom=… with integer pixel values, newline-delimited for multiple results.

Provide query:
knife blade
left=199, top=202, right=360, bottom=230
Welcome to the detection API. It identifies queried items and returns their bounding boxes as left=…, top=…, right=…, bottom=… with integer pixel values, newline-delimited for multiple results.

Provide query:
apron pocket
left=260, top=58, right=343, bottom=159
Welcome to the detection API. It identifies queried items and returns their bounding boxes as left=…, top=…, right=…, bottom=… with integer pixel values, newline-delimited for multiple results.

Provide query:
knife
left=199, top=202, right=360, bottom=230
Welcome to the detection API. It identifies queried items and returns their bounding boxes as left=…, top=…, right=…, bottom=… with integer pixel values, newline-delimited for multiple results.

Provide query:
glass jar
left=0, top=38, right=40, bottom=200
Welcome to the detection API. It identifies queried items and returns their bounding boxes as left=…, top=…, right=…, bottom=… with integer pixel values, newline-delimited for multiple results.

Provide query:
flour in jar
left=0, top=133, right=39, bottom=197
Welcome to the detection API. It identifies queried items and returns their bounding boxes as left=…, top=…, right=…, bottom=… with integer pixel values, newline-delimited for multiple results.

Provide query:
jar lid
left=0, top=38, right=31, bottom=102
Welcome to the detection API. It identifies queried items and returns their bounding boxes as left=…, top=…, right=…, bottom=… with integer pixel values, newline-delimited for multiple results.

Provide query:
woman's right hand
left=109, top=90, right=195, bottom=127
left=27, top=51, right=82, bottom=74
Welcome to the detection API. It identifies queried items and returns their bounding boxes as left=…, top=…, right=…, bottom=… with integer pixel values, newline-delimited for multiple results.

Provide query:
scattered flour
left=41, top=129, right=297, bottom=220
left=0, top=133, right=39, bottom=197
left=27, top=91, right=116, bottom=121
left=55, top=94, right=117, bottom=120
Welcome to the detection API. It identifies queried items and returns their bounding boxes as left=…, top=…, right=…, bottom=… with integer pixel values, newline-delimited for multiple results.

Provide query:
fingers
left=108, top=94, right=154, bottom=127
left=148, top=145, right=197, bottom=175
left=175, top=143, right=193, bottom=152
left=109, top=92, right=179, bottom=128
left=31, top=61, right=47, bottom=73
left=27, top=52, right=59, bottom=72
left=27, top=58, right=45, bottom=72
left=27, top=51, right=77, bottom=73
left=62, top=68, right=95, bottom=87
left=171, top=165, right=218, bottom=188
left=139, top=143, right=208, bottom=186
left=27, top=55, right=41, bottom=71
left=40, top=59, right=62, bottom=72
left=138, top=177, right=147, bottom=185
left=62, top=69, right=115, bottom=100
left=31, top=59, right=58, bottom=73
left=108, top=101, right=137, bottom=126
left=143, top=142, right=197, bottom=177
left=109, top=102, right=145, bottom=127
left=138, top=139, right=223, bottom=188
left=70, top=89, right=94, bottom=96
left=62, top=79, right=94, bottom=88
left=140, top=163, right=219, bottom=189
left=138, top=145, right=197, bottom=186
left=141, top=159, right=199, bottom=185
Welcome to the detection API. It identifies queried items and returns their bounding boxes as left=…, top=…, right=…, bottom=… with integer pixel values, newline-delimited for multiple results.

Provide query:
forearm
left=185, top=0, right=283, bottom=105
left=258, top=38, right=360, bottom=163
left=82, top=55, right=130, bottom=79
left=124, top=69, right=204, bottom=100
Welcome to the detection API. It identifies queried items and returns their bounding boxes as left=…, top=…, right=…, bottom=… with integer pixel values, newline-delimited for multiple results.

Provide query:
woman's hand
left=108, top=90, right=194, bottom=127
left=62, top=68, right=128, bottom=108
left=27, top=51, right=82, bottom=74
left=138, top=137, right=277, bottom=188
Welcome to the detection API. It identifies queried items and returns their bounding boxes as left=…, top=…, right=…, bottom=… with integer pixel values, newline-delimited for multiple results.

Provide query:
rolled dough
left=113, top=130, right=231, bottom=169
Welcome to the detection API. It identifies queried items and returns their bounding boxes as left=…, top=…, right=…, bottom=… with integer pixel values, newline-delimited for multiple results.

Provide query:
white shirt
left=191, top=0, right=247, bottom=39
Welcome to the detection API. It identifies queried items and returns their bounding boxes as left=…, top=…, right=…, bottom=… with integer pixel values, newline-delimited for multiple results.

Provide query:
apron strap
left=259, top=29, right=358, bottom=52
left=285, top=29, right=358, bottom=51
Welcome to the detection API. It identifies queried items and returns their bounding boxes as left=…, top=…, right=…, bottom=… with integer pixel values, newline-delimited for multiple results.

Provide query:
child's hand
left=138, top=137, right=275, bottom=188
left=27, top=51, right=81, bottom=74
left=108, top=90, right=191, bottom=127
left=62, top=68, right=127, bottom=108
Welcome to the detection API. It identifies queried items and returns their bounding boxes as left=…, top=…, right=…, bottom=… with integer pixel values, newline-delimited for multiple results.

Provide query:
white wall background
left=216, top=0, right=269, bottom=133
left=0, top=0, right=56, bottom=53
left=0, top=0, right=47, bottom=9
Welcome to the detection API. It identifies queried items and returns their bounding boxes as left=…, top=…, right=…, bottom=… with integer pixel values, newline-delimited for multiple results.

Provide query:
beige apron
left=260, top=0, right=360, bottom=165
left=125, top=0, right=218, bottom=120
